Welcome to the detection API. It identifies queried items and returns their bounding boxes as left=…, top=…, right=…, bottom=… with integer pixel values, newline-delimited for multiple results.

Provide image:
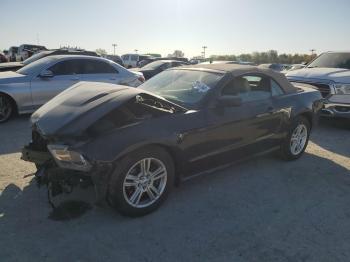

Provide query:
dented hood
left=31, top=82, right=145, bottom=137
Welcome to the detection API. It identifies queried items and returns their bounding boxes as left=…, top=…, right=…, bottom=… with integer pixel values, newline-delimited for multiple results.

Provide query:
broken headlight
left=47, top=144, right=92, bottom=171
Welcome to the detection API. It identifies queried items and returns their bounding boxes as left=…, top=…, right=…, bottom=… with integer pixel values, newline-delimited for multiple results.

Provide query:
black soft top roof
left=176, top=64, right=297, bottom=93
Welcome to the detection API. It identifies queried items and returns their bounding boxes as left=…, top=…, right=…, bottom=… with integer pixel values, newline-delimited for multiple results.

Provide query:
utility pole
left=310, top=49, right=316, bottom=55
left=112, top=43, right=117, bottom=55
left=202, top=46, right=207, bottom=59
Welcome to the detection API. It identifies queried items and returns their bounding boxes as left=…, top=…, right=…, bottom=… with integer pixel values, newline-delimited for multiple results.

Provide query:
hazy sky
left=1, top=0, right=349, bottom=58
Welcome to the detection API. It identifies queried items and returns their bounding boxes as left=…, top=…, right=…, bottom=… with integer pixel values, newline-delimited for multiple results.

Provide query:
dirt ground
left=0, top=116, right=349, bottom=262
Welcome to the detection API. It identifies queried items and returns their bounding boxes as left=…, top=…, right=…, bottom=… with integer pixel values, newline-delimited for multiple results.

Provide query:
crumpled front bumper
left=21, top=145, right=51, bottom=165
left=21, top=145, right=113, bottom=205
left=320, top=95, right=350, bottom=119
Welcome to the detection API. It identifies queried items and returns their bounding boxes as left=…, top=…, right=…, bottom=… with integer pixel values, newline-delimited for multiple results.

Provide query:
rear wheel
left=280, top=116, right=310, bottom=160
left=0, top=94, right=14, bottom=123
left=108, top=146, right=174, bottom=217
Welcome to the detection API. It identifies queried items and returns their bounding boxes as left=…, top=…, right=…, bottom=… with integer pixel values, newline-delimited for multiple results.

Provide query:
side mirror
left=217, top=95, right=242, bottom=107
left=39, top=70, right=54, bottom=78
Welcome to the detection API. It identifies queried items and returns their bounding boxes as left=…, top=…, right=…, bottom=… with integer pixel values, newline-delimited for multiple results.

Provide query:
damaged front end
left=20, top=83, right=184, bottom=209
left=21, top=129, right=112, bottom=208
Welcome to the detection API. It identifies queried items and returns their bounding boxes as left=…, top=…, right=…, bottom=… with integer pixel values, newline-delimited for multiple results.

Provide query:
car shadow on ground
left=1, top=151, right=350, bottom=261
left=1, top=151, right=350, bottom=221
left=311, top=118, right=350, bottom=158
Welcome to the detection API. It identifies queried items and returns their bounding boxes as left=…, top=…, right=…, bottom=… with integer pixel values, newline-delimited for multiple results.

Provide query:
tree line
left=210, top=50, right=317, bottom=64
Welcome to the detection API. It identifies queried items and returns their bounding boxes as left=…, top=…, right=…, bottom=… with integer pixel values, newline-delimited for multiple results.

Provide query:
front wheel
left=0, top=94, right=14, bottom=123
left=107, top=146, right=174, bottom=217
left=280, top=116, right=310, bottom=160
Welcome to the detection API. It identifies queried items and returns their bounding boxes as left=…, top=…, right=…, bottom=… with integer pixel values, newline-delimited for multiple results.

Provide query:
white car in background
left=121, top=54, right=153, bottom=68
left=0, top=55, right=144, bottom=122
left=287, top=51, right=350, bottom=119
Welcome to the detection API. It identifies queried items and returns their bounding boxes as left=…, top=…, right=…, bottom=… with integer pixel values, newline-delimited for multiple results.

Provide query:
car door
left=185, top=74, right=283, bottom=174
left=80, top=59, right=121, bottom=84
left=30, top=59, right=82, bottom=109
left=235, top=74, right=283, bottom=147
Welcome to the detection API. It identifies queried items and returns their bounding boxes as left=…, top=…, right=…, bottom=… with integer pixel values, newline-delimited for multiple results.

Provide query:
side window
left=122, top=55, right=129, bottom=61
left=271, top=79, right=284, bottom=96
left=221, top=75, right=272, bottom=102
left=81, top=60, right=118, bottom=74
left=48, top=60, right=81, bottom=76
left=131, top=55, right=138, bottom=61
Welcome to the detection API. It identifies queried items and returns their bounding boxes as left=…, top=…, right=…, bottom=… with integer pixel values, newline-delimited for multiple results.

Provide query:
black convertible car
left=22, top=64, right=323, bottom=217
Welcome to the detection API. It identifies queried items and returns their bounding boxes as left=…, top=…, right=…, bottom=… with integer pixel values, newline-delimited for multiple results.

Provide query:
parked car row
left=121, top=54, right=154, bottom=68
left=3, top=44, right=47, bottom=62
left=131, top=60, right=188, bottom=80
left=0, top=48, right=100, bottom=72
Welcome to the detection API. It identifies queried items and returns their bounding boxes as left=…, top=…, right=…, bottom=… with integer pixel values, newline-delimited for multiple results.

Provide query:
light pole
left=134, top=49, right=138, bottom=54
left=202, top=46, right=207, bottom=59
left=112, top=43, right=117, bottom=55
left=310, top=49, right=316, bottom=55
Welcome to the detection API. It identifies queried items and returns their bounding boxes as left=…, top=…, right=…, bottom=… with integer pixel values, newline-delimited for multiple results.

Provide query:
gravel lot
left=0, top=116, right=349, bottom=262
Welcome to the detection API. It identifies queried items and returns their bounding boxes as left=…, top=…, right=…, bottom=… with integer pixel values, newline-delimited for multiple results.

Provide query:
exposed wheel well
left=117, top=143, right=183, bottom=186
left=0, top=92, right=18, bottom=114
left=152, top=144, right=182, bottom=185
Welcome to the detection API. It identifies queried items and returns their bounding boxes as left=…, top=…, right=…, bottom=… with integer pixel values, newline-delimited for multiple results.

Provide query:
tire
left=0, top=94, right=15, bottom=123
left=280, top=116, right=311, bottom=160
left=107, top=146, right=175, bottom=217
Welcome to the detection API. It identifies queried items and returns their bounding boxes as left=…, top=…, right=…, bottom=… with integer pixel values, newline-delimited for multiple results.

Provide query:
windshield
left=23, top=51, right=50, bottom=65
left=17, top=56, right=54, bottom=75
left=142, top=60, right=167, bottom=70
left=308, top=52, right=350, bottom=69
left=139, top=69, right=223, bottom=107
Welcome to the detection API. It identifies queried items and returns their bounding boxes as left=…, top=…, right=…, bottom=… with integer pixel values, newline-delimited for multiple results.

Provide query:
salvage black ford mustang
left=22, top=64, right=323, bottom=217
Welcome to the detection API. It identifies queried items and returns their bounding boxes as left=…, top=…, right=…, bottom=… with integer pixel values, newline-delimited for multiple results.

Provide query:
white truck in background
left=286, top=51, right=350, bottom=119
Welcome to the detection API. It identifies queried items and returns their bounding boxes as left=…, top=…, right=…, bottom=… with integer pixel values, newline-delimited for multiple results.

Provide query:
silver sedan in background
left=0, top=55, right=145, bottom=122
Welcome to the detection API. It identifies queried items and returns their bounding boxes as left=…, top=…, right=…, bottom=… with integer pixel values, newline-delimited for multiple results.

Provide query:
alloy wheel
left=290, top=124, right=308, bottom=155
left=123, top=158, right=167, bottom=208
